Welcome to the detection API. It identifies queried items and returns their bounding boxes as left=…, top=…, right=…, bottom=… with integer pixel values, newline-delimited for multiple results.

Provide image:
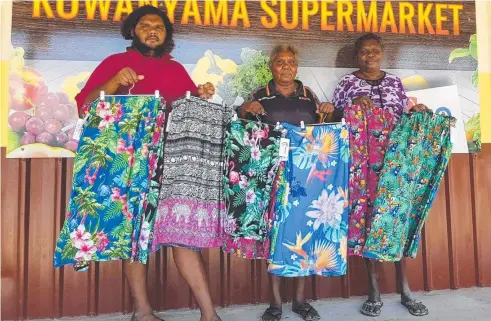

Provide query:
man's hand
left=112, top=67, right=144, bottom=87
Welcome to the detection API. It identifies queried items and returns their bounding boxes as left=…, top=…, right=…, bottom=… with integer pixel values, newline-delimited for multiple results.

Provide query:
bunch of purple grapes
left=8, top=92, right=80, bottom=152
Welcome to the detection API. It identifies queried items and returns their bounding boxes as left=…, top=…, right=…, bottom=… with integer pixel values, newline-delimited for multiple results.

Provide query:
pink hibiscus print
left=75, top=240, right=97, bottom=262
left=239, top=175, right=249, bottom=189
left=95, top=231, right=109, bottom=251
left=70, top=225, right=91, bottom=249
left=98, top=108, right=115, bottom=129
left=111, top=187, right=121, bottom=201
left=246, top=190, right=256, bottom=204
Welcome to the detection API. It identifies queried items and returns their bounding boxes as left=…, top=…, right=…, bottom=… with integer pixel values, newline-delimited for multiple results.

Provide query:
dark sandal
left=261, top=306, right=282, bottom=321
left=402, top=300, right=429, bottom=316
left=360, top=300, right=383, bottom=317
left=292, top=302, right=320, bottom=321
left=130, top=311, right=164, bottom=321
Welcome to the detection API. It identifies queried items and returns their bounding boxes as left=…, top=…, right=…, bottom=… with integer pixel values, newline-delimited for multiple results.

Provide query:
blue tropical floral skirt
left=268, top=122, right=350, bottom=277
left=54, top=96, right=165, bottom=270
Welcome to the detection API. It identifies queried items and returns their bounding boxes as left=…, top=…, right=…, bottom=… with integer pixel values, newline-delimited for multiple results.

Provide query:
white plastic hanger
left=186, top=91, right=191, bottom=100
left=300, top=121, right=305, bottom=129
left=99, top=84, right=160, bottom=100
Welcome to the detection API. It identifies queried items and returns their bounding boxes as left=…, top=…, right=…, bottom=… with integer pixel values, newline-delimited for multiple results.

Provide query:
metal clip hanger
left=274, top=121, right=282, bottom=131
left=99, top=84, right=160, bottom=99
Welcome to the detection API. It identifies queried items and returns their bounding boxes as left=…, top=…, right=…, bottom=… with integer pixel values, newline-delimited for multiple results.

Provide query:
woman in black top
left=239, top=45, right=335, bottom=321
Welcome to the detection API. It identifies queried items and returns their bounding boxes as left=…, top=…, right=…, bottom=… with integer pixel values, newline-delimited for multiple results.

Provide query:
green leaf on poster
left=448, top=48, right=470, bottom=63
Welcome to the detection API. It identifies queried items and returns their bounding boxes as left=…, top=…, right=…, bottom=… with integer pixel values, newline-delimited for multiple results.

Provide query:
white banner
left=407, top=85, right=469, bottom=153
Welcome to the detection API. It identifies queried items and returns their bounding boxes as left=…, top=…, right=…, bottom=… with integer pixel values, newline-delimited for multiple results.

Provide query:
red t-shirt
left=75, top=49, right=198, bottom=112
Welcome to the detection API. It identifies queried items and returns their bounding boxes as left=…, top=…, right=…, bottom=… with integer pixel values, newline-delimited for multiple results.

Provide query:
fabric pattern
left=363, top=112, right=454, bottom=261
left=222, top=119, right=282, bottom=259
left=134, top=107, right=166, bottom=262
left=332, top=73, right=408, bottom=119
left=268, top=122, right=350, bottom=277
left=152, top=96, right=234, bottom=249
left=345, top=104, right=397, bottom=257
left=54, top=96, right=164, bottom=270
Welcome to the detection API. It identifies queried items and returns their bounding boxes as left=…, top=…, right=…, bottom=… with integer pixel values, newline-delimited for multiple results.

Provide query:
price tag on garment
left=166, top=111, right=172, bottom=132
left=72, top=113, right=90, bottom=141
left=279, top=138, right=290, bottom=161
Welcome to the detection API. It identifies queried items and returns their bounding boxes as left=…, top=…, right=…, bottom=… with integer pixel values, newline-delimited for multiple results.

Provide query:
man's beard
left=131, top=36, right=166, bottom=57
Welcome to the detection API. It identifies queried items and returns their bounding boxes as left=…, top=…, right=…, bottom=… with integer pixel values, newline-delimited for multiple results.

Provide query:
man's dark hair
left=121, top=5, right=175, bottom=56
left=354, top=33, right=384, bottom=55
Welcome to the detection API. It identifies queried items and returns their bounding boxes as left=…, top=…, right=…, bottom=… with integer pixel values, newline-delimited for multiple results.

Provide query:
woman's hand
left=240, top=101, right=265, bottom=116
left=410, top=103, right=431, bottom=113
left=352, top=96, right=374, bottom=110
left=198, top=82, right=215, bottom=99
left=317, top=102, right=335, bottom=114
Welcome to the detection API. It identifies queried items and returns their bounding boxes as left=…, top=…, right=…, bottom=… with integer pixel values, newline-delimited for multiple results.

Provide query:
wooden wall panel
left=422, top=180, right=451, bottom=291
left=472, top=145, right=491, bottom=287
left=2, top=146, right=491, bottom=320
left=447, top=156, right=477, bottom=289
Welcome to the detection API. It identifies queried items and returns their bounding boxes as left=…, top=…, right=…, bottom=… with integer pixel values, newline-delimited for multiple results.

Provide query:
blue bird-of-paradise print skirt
left=268, top=122, right=350, bottom=277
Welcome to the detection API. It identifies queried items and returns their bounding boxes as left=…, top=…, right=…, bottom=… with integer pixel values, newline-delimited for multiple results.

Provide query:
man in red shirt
left=76, top=6, right=214, bottom=115
left=75, top=6, right=218, bottom=321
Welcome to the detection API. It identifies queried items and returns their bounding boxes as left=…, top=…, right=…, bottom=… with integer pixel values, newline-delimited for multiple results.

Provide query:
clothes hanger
left=99, top=83, right=160, bottom=101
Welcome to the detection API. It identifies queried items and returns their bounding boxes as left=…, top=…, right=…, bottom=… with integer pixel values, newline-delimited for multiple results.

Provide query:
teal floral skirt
left=54, top=96, right=165, bottom=270
left=363, top=112, right=454, bottom=261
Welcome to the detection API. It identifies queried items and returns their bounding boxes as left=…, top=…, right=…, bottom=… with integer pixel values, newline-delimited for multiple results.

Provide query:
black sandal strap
left=292, top=302, right=320, bottom=321
left=262, top=306, right=282, bottom=321
left=402, top=300, right=429, bottom=316
left=360, top=300, right=383, bottom=317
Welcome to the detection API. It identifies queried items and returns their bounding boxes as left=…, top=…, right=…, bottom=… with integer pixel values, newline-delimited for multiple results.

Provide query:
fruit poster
left=1, top=0, right=484, bottom=157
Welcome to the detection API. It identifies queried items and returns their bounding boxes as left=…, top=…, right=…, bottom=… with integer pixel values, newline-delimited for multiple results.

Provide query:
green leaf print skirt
left=363, top=112, right=454, bottom=261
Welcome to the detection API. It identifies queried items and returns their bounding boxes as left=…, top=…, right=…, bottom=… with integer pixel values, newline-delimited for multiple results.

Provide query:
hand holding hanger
left=239, top=101, right=265, bottom=117
left=409, top=103, right=431, bottom=113
left=316, top=102, right=335, bottom=114
left=112, top=67, right=144, bottom=87
left=197, top=82, right=215, bottom=99
left=352, top=96, right=374, bottom=111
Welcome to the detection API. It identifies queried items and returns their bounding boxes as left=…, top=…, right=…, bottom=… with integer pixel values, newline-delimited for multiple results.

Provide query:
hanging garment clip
left=300, top=121, right=305, bottom=129
left=341, top=117, right=346, bottom=125
left=231, top=112, right=238, bottom=122
left=186, top=91, right=191, bottom=100
left=274, top=122, right=282, bottom=131
left=72, top=113, right=90, bottom=141
left=155, top=90, right=160, bottom=99
left=100, top=91, right=105, bottom=101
